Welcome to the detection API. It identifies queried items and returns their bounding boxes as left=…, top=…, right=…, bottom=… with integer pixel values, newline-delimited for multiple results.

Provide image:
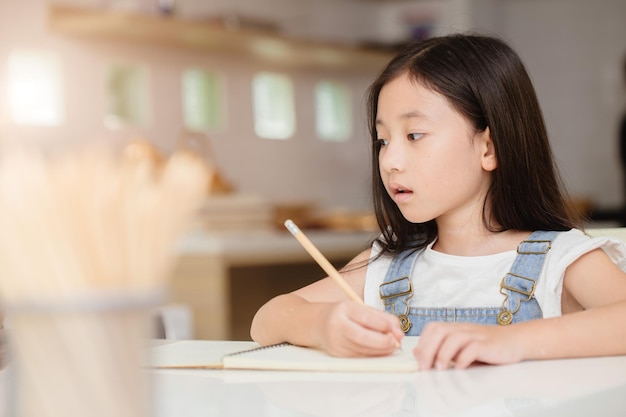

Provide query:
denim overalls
left=379, top=231, right=557, bottom=335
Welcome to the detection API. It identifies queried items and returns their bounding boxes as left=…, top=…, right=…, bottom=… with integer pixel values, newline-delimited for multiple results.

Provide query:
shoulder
left=364, top=240, right=392, bottom=308
left=550, top=228, right=626, bottom=269
left=364, top=237, right=427, bottom=307
left=367, top=237, right=398, bottom=284
left=535, top=229, right=626, bottom=317
left=541, top=228, right=626, bottom=294
left=557, top=229, right=626, bottom=311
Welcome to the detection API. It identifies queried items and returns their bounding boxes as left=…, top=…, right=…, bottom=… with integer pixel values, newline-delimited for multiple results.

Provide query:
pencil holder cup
left=3, top=290, right=163, bottom=417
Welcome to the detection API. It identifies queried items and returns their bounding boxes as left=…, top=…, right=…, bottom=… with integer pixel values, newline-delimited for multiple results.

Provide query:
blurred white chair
left=586, top=227, right=626, bottom=242
left=153, top=303, right=194, bottom=340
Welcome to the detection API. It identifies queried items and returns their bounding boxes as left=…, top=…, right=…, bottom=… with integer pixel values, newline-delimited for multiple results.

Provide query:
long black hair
left=366, top=34, right=577, bottom=256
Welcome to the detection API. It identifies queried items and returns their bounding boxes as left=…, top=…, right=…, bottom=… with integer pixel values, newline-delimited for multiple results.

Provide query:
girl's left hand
left=414, top=322, right=525, bottom=370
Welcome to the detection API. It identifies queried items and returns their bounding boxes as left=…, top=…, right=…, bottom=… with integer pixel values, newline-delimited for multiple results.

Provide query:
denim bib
left=378, top=231, right=557, bottom=335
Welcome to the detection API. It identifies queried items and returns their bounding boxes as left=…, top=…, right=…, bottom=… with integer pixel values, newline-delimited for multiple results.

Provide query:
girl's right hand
left=313, top=300, right=404, bottom=357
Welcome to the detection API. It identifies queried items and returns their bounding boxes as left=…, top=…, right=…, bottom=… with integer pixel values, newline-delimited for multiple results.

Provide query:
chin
left=399, top=211, right=434, bottom=225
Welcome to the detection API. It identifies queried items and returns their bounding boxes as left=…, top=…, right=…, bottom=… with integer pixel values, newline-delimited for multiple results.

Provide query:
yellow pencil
left=284, top=219, right=363, bottom=304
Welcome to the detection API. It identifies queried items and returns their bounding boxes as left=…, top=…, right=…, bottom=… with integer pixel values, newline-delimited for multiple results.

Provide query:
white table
left=2, top=340, right=625, bottom=417
left=149, top=340, right=626, bottom=417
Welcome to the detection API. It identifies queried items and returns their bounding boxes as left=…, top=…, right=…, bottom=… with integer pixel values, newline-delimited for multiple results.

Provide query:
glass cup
left=3, top=290, right=162, bottom=417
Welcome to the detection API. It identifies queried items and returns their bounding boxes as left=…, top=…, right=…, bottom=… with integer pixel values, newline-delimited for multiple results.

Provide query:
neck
left=430, top=186, right=526, bottom=256
left=433, top=216, right=530, bottom=256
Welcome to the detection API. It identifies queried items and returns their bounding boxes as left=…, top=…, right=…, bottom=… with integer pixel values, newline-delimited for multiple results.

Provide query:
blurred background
left=0, top=0, right=624, bottom=340
left=2, top=0, right=625, bottom=221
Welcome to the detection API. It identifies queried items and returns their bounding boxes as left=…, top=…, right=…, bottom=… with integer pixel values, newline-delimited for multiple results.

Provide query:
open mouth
left=391, top=184, right=412, bottom=194
left=390, top=184, right=413, bottom=201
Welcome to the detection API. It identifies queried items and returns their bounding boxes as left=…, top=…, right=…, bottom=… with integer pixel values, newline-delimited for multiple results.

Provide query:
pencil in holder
left=0, top=143, right=210, bottom=417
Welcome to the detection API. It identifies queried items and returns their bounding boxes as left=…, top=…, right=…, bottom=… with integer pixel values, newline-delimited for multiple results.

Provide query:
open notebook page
left=222, top=337, right=420, bottom=372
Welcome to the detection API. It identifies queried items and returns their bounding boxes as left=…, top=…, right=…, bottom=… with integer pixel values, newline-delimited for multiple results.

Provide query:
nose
left=379, top=139, right=404, bottom=173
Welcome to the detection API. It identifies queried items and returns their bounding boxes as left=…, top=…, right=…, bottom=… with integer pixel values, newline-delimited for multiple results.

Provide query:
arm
left=250, top=249, right=404, bottom=357
left=414, top=248, right=626, bottom=370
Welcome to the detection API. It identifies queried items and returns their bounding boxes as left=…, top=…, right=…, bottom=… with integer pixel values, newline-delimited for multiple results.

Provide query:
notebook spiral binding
left=223, top=342, right=292, bottom=358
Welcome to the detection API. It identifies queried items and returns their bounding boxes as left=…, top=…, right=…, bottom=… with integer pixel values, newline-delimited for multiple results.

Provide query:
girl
left=250, top=34, right=626, bottom=370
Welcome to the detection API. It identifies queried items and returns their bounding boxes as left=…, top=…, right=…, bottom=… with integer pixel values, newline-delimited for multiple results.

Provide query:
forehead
left=376, top=72, right=454, bottom=123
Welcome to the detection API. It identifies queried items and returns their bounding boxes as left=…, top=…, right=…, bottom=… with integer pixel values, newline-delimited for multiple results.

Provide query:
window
left=182, top=68, right=224, bottom=131
left=104, top=63, right=150, bottom=129
left=7, top=49, right=63, bottom=126
left=315, top=80, right=352, bottom=142
left=252, top=72, right=295, bottom=140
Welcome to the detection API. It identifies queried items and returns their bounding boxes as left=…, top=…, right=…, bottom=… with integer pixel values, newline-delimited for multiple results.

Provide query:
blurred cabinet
left=169, top=229, right=375, bottom=340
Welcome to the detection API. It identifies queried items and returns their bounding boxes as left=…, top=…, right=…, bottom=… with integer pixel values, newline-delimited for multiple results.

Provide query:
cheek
left=423, top=145, right=476, bottom=187
left=416, top=148, right=446, bottom=177
left=442, top=154, right=486, bottom=193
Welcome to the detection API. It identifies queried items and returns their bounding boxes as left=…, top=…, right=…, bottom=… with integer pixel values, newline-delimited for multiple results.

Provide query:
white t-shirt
left=364, top=229, right=626, bottom=318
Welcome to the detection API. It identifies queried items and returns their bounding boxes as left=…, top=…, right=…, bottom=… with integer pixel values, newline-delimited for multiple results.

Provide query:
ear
left=478, top=127, right=497, bottom=172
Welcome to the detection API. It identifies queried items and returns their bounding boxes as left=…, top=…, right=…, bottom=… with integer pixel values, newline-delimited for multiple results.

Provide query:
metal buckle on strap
left=516, top=239, right=552, bottom=255
left=499, top=273, right=537, bottom=300
left=379, top=277, right=413, bottom=300
left=379, top=277, right=414, bottom=333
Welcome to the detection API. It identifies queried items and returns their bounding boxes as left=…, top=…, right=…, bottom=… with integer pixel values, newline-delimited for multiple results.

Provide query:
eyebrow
left=375, top=111, right=427, bottom=126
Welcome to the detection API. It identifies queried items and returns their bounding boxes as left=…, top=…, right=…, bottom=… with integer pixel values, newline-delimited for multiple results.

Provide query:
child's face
left=376, top=72, right=495, bottom=227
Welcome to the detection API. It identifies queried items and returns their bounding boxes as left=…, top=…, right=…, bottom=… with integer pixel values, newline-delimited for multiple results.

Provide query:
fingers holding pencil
left=318, top=300, right=404, bottom=357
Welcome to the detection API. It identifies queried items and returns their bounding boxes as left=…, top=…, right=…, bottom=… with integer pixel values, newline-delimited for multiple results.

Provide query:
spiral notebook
left=150, top=337, right=420, bottom=372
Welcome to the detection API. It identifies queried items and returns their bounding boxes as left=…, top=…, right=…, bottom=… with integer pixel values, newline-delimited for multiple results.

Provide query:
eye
left=408, top=133, right=424, bottom=141
left=376, top=138, right=389, bottom=147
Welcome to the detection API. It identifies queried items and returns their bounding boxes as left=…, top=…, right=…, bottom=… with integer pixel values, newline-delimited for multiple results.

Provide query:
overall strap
left=497, top=230, right=558, bottom=325
left=379, top=249, right=420, bottom=332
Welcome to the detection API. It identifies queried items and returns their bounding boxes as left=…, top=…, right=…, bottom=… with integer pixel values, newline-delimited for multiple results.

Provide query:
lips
left=389, top=182, right=413, bottom=203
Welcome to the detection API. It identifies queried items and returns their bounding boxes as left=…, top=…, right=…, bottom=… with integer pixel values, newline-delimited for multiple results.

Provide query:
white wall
left=1, top=0, right=625, bottom=211
left=487, top=0, right=626, bottom=208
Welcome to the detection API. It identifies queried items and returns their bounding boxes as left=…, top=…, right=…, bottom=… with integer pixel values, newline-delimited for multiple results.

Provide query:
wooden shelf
left=48, top=5, right=393, bottom=71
